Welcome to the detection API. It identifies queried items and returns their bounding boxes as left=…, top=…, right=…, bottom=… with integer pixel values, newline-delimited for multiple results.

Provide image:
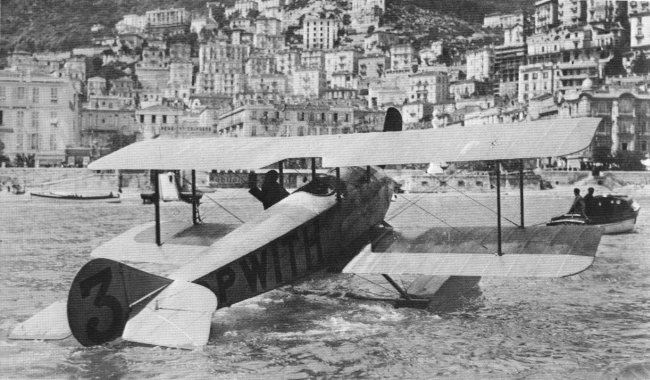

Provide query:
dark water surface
left=1, top=190, right=648, bottom=379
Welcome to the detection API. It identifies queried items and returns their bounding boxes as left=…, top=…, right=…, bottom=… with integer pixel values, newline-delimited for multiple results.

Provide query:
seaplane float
left=10, top=113, right=604, bottom=349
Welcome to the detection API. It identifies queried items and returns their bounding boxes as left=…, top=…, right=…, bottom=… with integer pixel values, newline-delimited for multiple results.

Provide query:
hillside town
left=0, top=0, right=649, bottom=169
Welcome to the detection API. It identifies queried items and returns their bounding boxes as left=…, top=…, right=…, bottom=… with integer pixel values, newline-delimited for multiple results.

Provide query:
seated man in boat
left=583, top=187, right=595, bottom=218
left=568, top=188, right=587, bottom=218
left=248, top=170, right=289, bottom=210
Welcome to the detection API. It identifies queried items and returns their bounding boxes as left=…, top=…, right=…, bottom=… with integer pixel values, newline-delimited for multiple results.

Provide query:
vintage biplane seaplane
left=11, top=113, right=603, bottom=349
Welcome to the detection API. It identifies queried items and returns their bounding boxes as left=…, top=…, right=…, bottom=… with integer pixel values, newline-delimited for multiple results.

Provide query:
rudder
left=67, top=258, right=172, bottom=346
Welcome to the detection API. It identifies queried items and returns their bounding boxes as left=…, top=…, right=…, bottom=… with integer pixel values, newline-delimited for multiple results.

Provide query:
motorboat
left=548, top=194, right=641, bottom=234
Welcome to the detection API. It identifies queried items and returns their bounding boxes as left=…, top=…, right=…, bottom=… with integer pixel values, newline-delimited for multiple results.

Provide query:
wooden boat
left=547, top=195, right=640, bottom=234
left=30, top=191, right=121, bottom=203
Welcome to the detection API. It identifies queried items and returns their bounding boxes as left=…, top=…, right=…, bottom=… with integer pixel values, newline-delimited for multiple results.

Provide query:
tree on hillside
left=604, top=47, right=628, bottom=77
left=342, top=14, right=351, bottom=26
left=632, top=53, right=650, bottom=75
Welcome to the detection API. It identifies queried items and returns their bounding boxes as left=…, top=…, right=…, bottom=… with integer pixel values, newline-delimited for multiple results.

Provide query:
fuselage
left=171, top=166, right=394, bottom=308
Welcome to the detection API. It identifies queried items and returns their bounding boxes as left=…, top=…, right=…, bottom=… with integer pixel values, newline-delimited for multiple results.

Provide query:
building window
left=32, top=88, right=39, bottom=103
left=0, top=86, right=5, bottom=100
left=251, top=111, right=257, bottom=120
left=642, top=140, right=648, bottom=151
left=151, top=115, right=156, bottom=123
left=32, top=111, right=39, bottom=129
left=162, top=115, right=167, bottom=124
left=30, top=133, right=38, bottom=150
left=140, top=115, right=145, bottom=123
left=50, top=88, right=58, bottom=103
left=17, top=87, right=25, bottom=100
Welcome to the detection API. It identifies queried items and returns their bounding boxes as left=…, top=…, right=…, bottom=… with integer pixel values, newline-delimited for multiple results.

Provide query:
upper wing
left=343, top=225, right=601, bottom=278
left=88, top=117, right=601, bottom=170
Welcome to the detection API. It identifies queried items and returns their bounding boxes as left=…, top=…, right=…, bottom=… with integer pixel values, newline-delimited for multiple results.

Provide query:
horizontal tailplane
left=122, top=281, right=217, bottom=349
left=9, top=300, right=71, bottom=340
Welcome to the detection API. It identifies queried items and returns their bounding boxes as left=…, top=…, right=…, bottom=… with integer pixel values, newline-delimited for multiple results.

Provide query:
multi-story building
left=136, top=47, right=170, bottom=90
left=217, top=101, right=356, bottom=137
left=300, top=50, right=326, bottom=70
left=302, top=17, right=340, bottom=50
left=247, top=73, right=289, bottom=94
left=408, top=70, right=449, bottom=104
left=116, top=14, right=147, bottom=34
left=558, top=0, right=587, bottom=27
left=227, top=1, right=259, bottom=18
left=494, top=25, right=527, bottom=99
left=136, top=105, right=185, bottom=139
left=630, top=8, right=650, bottom=51
left=586, top=0, right=624, bottom=24
left=324, top=49, right=359, bottom=84
left=535, top=0, right=559, bottom=33
left=557, top=60, right=599, bottom=92
left=144, top=8, right=190, bottom=37
left=560, top=88, right=650, bottom=155
left=275, top=50, right=301, bottom=75
left=390, top=44, right=417, bottom=71
left=80, top=95, right=136, bottom=147
left=292, top=67, right=326, bottom=98
left=518, top=63, right=558, bottom=103
left=0, top=70, right=78, bottom=166
left=246, top=54, right=276, bottom=75
left=449, top=80, right=492, bottom=100
left=197, top=37, right=249, bottom=94
left=168, top=61, right=194, bottom=93
left=330, top=72, right=359, bottom=89
left=110, top=77, right=135, bottom=99
left=483, top=12, right=526, bottom=29
left=358, top=54, right=390, bottom=79
left=466, top=47, right=494, bottom=81
left=87, top=77, right=107, bottom=96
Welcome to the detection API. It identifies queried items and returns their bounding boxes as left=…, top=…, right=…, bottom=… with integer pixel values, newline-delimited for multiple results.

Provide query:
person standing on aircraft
left=249, top=170, right=289, bottom=209
left=568, top=188, right=586, bottom=218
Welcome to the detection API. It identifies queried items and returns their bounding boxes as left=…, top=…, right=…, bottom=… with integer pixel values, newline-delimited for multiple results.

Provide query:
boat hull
left=30, top=192, right=121, bottom=203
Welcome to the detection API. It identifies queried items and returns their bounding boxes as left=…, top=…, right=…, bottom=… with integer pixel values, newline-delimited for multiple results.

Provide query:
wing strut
left=495, top=161, right=502, bottom=255
left=154, top=169, right=162, bottom=246
left=191, top=169, right=198, bottom=225
left=519, top=159, right=525, bottom=228
left=381, top=274, right=430, bottom=308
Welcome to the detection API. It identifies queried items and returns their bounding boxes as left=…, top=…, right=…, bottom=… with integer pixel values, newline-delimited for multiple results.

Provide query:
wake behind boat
left=30, top=191, right=121, bottom=203
left=547, top=194, right=640, bottom=234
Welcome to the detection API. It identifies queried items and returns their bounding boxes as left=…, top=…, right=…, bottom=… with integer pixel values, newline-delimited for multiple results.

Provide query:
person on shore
left=249, top=170, right=289, bottom=210
left=568, top=188, right=586, bottom=218
left=584, top=187, right=595, bottom=217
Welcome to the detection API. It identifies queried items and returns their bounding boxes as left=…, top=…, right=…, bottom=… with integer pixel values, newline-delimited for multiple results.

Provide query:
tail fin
left=383, top=107, right=403, bottom=132
left=67, top=258, right=172, bottom=347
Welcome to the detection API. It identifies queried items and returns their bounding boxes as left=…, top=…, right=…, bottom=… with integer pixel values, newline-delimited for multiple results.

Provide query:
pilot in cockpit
left=249, top=170, right=289, bottom=209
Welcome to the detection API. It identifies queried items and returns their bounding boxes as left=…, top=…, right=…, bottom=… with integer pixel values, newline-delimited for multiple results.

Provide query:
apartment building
left=0, top=70, right=78, bottom=166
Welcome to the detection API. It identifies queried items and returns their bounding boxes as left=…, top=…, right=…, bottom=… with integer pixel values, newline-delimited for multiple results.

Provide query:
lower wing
left=344, top=225, right=601, bottom=278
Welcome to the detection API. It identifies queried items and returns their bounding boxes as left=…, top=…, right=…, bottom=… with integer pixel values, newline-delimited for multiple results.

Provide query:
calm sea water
left=1, top=189, right=649, bottom=379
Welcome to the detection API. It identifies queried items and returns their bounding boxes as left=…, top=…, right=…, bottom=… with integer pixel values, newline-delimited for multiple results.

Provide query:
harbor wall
left=1, top=168, right=649, bottom=193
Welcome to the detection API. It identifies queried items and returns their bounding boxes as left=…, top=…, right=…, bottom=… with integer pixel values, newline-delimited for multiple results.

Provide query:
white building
left=0, top=70, right=79, bottom=166
left=302, top=17, right=340, bottom=50
left=483, top=12, right=525, bottom=29
left=408, top=70, right=449, bottom=104
left=116, top=14, right=147, bottom=34
left=630, top=11, right=650, bottom=51
left=466, top=47, right=493, bottom=81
